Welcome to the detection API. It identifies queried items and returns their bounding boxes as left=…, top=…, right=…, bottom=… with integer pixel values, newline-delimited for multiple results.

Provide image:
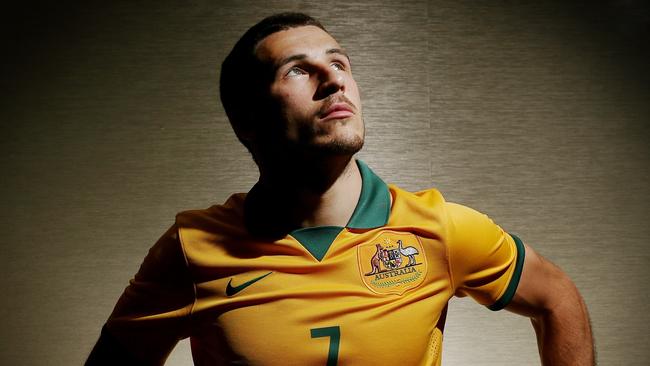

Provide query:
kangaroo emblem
left=366, top=243, right=383, bottom=275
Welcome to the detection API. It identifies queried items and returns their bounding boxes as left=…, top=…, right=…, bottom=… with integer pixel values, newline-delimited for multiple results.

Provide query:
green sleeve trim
left=488, top=233, right=526, bottom=311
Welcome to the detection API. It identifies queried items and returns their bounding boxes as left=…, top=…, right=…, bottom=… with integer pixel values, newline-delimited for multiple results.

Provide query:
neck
left=245, top=155, right=362, bottom=237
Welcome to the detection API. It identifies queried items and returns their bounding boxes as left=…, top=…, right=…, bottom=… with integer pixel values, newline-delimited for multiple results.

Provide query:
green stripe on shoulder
left=488, top=233, right=526, bottom=311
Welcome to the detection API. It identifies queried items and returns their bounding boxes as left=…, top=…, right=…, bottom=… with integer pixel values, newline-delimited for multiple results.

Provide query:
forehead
left=255, top=25, right=341, bottom=65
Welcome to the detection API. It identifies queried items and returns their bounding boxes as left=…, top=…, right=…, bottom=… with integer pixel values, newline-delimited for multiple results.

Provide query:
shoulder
left=387, top=184, right=500, bottom=241
left=387, top=184, right=450, bottom=223
left=175, top=193, right=247, bottom=232
left=443, top=201, right=502, bottom=239
left=389, top=185, right=447, bottom=209
left=174, top=192, right=249, bottom=256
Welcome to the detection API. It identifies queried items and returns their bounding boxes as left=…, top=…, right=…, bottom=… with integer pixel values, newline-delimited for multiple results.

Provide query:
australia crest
left=357, top=231, right=427, bottom=295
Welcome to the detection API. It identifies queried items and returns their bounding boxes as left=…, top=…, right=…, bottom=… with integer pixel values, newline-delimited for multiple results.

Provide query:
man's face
left=253, top=25, right=364, bottom=156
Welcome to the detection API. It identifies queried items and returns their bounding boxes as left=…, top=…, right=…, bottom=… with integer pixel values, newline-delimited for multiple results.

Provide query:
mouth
left=319, top=102, right=355, bottom=121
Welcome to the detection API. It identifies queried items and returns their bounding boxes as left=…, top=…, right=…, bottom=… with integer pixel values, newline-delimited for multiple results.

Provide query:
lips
left=320, top=102, right=354, bottom=120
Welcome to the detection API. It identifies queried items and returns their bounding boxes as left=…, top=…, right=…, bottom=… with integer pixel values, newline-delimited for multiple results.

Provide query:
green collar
left=345, top=159, right=391, bottom=229
left=291, top=159, right=390, bottom=260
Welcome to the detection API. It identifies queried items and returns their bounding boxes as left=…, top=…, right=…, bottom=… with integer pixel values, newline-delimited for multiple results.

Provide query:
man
left=87, top=12, right=594, bottom=365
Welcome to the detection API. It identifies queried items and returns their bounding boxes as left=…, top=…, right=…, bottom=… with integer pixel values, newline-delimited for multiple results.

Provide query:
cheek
left=276, top=85, right=313, bottom=110
left=288, top=99, right=318, bottom=119
left=346, top=79, right=362, bottom=107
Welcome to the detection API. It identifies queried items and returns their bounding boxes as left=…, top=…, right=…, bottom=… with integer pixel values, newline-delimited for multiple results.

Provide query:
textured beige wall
left=2, top=1, right=648, bottom=365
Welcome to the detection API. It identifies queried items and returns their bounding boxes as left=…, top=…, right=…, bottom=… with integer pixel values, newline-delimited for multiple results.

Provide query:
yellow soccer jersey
left=105, top=160, right=525, bottom=365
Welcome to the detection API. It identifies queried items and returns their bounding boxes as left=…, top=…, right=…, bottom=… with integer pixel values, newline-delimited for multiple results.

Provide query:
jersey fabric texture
left=105, top=160, right=525, bottom=365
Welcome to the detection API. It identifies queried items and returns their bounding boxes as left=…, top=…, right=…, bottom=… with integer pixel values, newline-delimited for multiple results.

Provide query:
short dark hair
left=219, top=13, right=327, bottom=152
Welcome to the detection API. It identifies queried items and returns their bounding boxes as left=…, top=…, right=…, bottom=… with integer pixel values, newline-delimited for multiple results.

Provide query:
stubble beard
left=253, top=102, right=365, bottom=169
left=254, top=124, right=364, bottom=175
left=306, top=93, right=364, bottom=155
left=299, top=116, right=365, bottom=156
left=328, top=136, right=364, bottom=154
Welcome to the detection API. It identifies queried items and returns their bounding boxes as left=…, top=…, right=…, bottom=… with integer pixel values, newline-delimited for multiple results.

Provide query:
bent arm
left=85, top=225, right=195, bottom=365
left=506, top=244, right=594, bottom=366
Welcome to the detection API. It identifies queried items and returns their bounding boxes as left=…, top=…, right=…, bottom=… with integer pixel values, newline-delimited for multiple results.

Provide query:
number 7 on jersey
left=310, top=326, right=340, bottom=366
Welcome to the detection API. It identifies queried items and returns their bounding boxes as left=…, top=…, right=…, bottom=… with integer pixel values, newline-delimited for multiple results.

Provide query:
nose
left=315, top=67, right=345, bottom=99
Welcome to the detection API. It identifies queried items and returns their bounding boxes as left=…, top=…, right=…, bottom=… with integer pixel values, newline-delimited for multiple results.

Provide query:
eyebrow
left=326, top=48, right=350, bottom=62
left=275, top=48, right=351, bottom=70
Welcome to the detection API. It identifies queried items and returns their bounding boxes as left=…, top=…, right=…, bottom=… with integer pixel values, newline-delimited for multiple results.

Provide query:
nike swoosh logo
left=226, top=272, right=273, bottom=297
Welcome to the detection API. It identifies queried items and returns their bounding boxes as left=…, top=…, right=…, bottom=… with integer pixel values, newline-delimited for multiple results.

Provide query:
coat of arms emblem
left=357, top=231, right=427, bottom=295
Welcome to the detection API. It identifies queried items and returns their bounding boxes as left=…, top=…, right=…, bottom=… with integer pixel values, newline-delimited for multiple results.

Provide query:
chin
left=315, top=135, right=365, bottom=155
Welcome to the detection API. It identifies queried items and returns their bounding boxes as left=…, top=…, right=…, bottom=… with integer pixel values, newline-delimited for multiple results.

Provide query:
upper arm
left=446, top=202, right=525, bottom=310
left=505, top=244, right=577, bottom=318
left=88, top=225, right=196, bottom=365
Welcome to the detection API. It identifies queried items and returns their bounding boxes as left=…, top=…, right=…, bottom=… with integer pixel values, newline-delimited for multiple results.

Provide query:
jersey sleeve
left=104, top=224, right=196, bottom=364
left=445, top=202, right=525, bottom=311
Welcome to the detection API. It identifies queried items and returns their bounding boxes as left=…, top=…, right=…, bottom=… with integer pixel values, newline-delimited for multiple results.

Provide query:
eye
left=331, top=62, right=345, bottom=71
left=285, top=66, right=307, bottom=77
